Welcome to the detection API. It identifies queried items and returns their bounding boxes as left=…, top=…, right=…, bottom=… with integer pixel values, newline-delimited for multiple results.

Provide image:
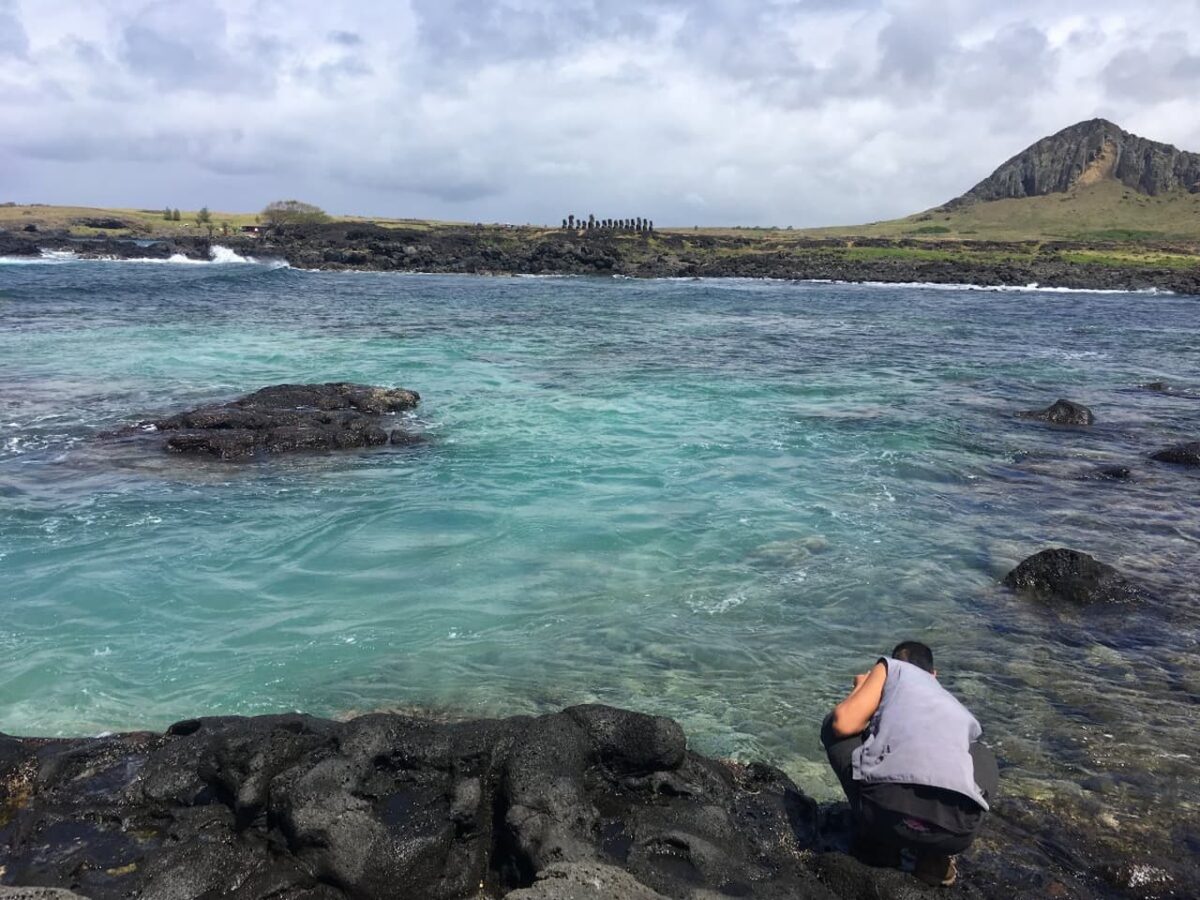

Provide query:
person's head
left=892, top=640, right=935, bottom=675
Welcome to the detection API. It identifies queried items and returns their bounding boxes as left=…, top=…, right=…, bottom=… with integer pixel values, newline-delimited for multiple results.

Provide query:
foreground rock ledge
left=0, top=705, right=1174, bottom=899
left=143, top=383, right=421, bottom=459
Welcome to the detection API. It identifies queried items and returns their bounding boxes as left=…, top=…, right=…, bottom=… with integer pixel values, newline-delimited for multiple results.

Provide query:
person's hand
left=852, top=672, right=869, bottom=690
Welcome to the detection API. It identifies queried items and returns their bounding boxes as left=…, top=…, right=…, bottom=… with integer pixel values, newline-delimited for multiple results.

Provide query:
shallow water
left=1, top=259, right=1197, bottom=826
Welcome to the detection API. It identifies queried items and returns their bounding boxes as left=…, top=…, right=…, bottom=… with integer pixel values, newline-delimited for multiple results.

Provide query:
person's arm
left=830, top=660, right=887, bottom=738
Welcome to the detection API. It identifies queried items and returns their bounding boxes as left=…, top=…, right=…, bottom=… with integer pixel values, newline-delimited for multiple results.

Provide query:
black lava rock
left=1003, top=547, right=1150, bottom=605
left=146, top=382, right=420, bottom=459
left=1087, top=464, right=1133, bottom=481
left=1016, top=399, right=1095, bottom=426
left=0, top=704, right=1179, bottom=898
left=1149, top=442, right=1200, bottom=467
left=0, top=707, right=833, bottom=900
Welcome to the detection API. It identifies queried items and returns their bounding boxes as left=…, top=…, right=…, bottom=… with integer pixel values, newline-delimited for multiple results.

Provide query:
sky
left=2, top=0, right=1199, bottom=227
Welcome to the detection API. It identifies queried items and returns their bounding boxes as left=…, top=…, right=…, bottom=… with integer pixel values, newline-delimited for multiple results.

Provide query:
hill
left=950, top=118, right=1200, bottom=205
left=801, top=120, right=1200, bottom=243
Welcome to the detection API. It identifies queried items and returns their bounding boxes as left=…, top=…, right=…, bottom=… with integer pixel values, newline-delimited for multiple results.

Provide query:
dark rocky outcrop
left=72, top=217, right=131, bottom=230
left=1087, top=465, right=1133, bottom=481
left=1016, top=399, right=1095, bottom=426
left=0, top=704, right=1175, bottom=900
left=1003, top=548, right=1150, bottom=606
left=1149, top=442, right=1200, bottom=467
left=143, top=383, right=421, bottom=459
left=948, top=119, right=1200, bottom=206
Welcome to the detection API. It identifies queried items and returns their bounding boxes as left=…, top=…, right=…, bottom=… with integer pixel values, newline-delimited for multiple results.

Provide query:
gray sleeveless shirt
left=851, top=657, right=989, bottom=810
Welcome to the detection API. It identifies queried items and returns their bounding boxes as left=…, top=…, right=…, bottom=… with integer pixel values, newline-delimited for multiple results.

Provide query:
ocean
left=1, top=253, right=1196, bottom=833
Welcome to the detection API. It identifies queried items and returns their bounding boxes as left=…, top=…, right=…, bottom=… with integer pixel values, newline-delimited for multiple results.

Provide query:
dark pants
left=820, top=715, right=999, bottom=857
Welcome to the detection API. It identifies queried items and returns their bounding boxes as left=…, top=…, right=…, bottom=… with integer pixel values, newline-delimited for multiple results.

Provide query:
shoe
left=914, top=853, right=957, bottom=887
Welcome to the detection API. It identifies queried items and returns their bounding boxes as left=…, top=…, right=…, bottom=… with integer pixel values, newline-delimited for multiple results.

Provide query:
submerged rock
left=145, top=382, right=420, bottom=459
left=1086, top=464, right=1133, bottom=481
left=1149, top=442, right=1200, bottom=467
left=1016, top=399, right=1095, bottom=426
left=1003, top=548, right=1150, bottom=606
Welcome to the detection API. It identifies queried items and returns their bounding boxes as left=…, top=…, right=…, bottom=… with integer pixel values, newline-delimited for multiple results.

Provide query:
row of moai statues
left=562, top=214, right=654, bottom=234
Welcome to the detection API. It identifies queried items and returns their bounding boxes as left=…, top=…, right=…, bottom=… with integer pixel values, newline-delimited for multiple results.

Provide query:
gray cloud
left=1, top=0, right=1199, bottom=225
left=1103, top=31, right=1200, bottom=103
left=0, top=0, right=28, bottom=57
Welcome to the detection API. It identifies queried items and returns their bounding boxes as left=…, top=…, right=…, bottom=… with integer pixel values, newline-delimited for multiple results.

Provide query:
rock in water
left=1149, top=442, right=1200, bottom=467
left=147, top=382, right=420, bottom=459
left=1003, top=548, right=1150, bottom=605
left=1090, top=464, right=1133, bottom=481
left=1016, top=399, right=1095, bottom=426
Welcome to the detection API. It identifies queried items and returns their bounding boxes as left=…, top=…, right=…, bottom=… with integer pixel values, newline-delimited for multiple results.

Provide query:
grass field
left=0, top=204, right=450, bottom=238
left=791, top=180, right=1200, bottom=243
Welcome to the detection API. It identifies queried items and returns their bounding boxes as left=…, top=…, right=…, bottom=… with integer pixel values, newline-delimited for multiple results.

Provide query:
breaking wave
left=0, top=246, right=289, bottom=269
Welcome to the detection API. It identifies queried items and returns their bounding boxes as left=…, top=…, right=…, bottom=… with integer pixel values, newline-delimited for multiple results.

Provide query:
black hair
left=892, top=640, right=934, bottom=673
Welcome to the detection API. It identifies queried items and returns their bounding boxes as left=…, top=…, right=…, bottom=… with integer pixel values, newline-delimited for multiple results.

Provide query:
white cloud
left=0, top=0, right=1198, bottom=225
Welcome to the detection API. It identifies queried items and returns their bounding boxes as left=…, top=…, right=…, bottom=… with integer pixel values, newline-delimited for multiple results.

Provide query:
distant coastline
left=3, top=223, right=1199, bottom=294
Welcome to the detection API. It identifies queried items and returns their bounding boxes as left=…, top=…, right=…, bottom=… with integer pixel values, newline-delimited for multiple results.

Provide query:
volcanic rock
left=146, top=382, right=420, bottom=459
left=0, top=707, right=836, bottom=900
left=1016, top=399, right=1095, bottom=426
left=948, top=119, right=1200, bottom=205
left=0, top=704, right=1181, bottom=899
left=1149, top=442, right=1200, bottom=467
left=1003, top=548, right=1150, bottom=605
left=1088, top=464, right=1133, bottom=481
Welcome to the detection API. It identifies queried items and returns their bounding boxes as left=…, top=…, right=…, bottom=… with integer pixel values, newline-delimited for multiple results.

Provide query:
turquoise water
left=1, top=259, right=1197, bottom=823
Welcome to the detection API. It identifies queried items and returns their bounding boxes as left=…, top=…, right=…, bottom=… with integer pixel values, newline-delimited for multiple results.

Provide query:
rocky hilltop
left=947, top=119, right=1200, bottom=206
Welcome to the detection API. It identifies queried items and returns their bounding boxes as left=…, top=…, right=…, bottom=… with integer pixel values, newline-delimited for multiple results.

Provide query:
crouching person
left=821, top=641, right=999, bottom=887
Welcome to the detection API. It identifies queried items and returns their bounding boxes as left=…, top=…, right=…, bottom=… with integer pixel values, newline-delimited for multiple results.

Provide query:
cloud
left=0, top=0, right=1198, bottom=225
left=0, top=0, right=28, bottom=57
left=1102, top=31, right=1200, bottom=104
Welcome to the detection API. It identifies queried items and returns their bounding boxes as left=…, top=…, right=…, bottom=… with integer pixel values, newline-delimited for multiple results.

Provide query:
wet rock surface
left=1148, top=441, right=1200, bottom=467
left=137, top=383, right=420, bottom=459
left=0, top=705, right=1181, bottom=899
left=1003, top=548, right=1151, bottom=606
left=1085, top=464, right=1133, bottom=481
left=1016, top=399, right=1095, bottom=426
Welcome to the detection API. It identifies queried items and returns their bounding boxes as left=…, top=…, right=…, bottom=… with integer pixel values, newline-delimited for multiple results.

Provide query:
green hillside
left=799, top=181, right=1200, bottom=244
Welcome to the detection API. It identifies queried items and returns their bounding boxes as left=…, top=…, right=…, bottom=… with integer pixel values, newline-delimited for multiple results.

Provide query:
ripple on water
left=0, top=268, right=1198, bottom=837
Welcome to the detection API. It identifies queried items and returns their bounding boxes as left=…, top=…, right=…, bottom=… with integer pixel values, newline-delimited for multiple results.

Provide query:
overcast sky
left=2, top=0, right=1199, bottom=226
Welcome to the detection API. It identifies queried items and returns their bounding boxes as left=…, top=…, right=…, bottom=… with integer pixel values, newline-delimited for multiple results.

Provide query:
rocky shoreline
left=0, top=703, right=1183, bottom=899
left=3, top=226, right=1198, bottom=294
